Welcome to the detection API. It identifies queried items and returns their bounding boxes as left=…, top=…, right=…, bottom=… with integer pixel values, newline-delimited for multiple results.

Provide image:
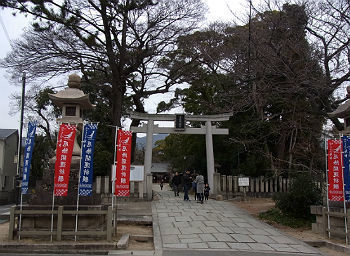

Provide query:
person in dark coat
left=192, top=174, right=197, bottom=201
left=204, top=183, right=210, bottom=200
left=183, top=170, right=192, bottom=201
left=160, top=179, right=164, bottom=190
left=172, top=172, right=181, bottom=196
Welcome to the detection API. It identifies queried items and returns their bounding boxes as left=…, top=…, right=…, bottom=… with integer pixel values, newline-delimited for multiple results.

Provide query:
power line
left=0, top=12, right=11, bottom=45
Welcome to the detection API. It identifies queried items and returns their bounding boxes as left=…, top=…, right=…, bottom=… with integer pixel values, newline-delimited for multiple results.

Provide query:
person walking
left=160, top=179, right=164, bottom=190
left=172, top=172, right=181, bottom=196
left=195, top=173, right=204, bottom=204
left=183, top=170, right=192, bottom=201
left=192, top=174, right=197, bottom=201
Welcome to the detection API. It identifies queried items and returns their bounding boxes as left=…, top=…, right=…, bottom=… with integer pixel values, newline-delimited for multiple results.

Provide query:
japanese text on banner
left=115, top=130, right=132, bottom=197
left=21, top=122, right=36, bottom=194
left=54, top=124, right=76, bottom=196
left=78, top=123, right=98, bottom=196
left=327, top=139, right=344, bottom=202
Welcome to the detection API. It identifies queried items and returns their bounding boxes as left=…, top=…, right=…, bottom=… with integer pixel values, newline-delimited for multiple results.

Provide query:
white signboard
left=130, top=165, right=144, bottom=181
left=238, top=177, right=249, bottom=187
left=112, top=164, right=144, bottom=182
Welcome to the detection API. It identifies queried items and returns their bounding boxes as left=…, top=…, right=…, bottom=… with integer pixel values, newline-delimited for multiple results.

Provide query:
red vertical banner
left=327, top=139, right=344, bottom=201
left=54, top=124, right=76, bottom=196
left=115, top=130, right=132, bottom=197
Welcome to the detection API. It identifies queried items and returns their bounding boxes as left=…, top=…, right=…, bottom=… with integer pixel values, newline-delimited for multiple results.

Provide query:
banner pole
left=325, top=138, right=331, bottom=238
left=18, top=193, right=23, bottom=241
left=75, top=123, right=85, bottom=242
left=112, top=127, right=118, bottom=233
left=50, top=190, right=55, bottom=242
left=340, top=135, right=348, bottom=244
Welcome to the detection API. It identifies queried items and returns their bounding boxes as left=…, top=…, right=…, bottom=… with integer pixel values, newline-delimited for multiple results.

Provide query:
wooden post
left=213, top=173, right=221, bottom=193
left=283, top=178, right=287, bottom=192
left=8, top=206, right=16, bottom=240
left=130, top=181, right=135, bottom=195
left=107, top=206, right=113, bottom=241
left=249, top=177, right=254, bottom=193
left=96, top=176, right=101, bottom=194
left=255, top=177, right=259, bottom=193
left=322, top=207, right=327, bottom=237
left=227, top=176, right=233, bottom=193
left=279, top=176, right=283, bottom=192
left=233, top=176, right=238, bottom=193
left=104, top=176, right=109, bottom=194
left=260, top=176, right=264, bottom=193
left=265, top=179, right=269, bottom=193
left=139, top=182, right=144, bottom=198
left=222, top=175, right=227, bottom=193
left=274, top=177, right=278, bottom=192
left=269, top=178, right=273, bottom=193
left=57, top=206, right=63, bottom=241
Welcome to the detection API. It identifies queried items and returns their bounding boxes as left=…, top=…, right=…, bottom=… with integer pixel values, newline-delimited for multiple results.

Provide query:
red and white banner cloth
left=54, top=124, right=77, bottom=196
left=327, top=139, right=344, bottom=202
left=114, top=130, right=132, bottom=197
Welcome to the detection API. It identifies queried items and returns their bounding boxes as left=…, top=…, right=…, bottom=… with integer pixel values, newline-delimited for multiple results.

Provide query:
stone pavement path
left=152, top=184, right=323, bottom=256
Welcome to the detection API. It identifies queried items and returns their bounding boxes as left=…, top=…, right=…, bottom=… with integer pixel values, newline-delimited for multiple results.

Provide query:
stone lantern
left=49, top=74, right=94, bottom=155
left=328, top=86, right=350, bottom=133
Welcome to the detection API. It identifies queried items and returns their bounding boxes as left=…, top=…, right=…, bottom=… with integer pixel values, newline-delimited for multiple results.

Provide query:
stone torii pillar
left=129, top=112, right=232, bottom=192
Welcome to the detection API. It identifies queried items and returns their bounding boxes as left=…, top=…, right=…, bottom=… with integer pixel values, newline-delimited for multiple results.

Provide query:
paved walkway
left=152, top=184, right=323, bottom=256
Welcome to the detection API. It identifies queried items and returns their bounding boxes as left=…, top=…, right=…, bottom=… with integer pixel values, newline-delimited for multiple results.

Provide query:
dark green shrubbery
left=259, top=208, right=312, bottom=228
left=273, top=174, right=322, bottom=219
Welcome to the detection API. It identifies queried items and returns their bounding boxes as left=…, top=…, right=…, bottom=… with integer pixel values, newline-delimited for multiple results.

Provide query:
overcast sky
left=0, top=0, right=249, bottom=132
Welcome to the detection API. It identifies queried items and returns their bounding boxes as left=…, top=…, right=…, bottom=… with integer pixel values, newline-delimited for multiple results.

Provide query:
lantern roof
left=328, top=86, right=350, bottom=118
left=48, top=74, right=94, bottom=109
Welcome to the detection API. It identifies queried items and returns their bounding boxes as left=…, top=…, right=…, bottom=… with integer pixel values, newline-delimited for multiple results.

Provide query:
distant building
left=151, top=162, right=171, bottom=183
left=0, top=129, right=18, bottom=204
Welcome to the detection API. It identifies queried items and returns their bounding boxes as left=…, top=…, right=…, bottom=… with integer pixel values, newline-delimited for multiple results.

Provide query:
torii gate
left=129, top=112, right=232, bottom=191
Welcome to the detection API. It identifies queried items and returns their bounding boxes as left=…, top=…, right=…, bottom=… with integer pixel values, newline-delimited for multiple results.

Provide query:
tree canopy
left=158, top=3, right=329, bottom=177
left=1, top=0, right=206, bottom=127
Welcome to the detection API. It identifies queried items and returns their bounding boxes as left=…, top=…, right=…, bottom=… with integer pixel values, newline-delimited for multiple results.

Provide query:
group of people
left=171, top=171, right=210, bottom=204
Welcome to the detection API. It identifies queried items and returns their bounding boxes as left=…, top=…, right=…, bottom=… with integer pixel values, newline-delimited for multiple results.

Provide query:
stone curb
left=0, top=242, right=115, bottom=254
left=152, top=202, right=163, bottom=256
left=108, top=251, right=155, bottom=255
left=305, top=240, right=350, bottom=254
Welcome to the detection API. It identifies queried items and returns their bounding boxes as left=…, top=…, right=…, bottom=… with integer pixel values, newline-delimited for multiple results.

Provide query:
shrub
left=273, top=173, right=322, bottom=219
left=259, top=208, right=312, bottom=228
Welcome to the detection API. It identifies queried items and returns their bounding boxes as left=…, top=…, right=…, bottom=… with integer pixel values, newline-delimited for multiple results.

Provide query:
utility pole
left=15, top=72, right=26, bottom=204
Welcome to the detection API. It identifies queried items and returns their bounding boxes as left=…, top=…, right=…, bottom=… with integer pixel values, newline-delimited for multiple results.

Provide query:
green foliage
left=273, top=174, right=322, bottom=219
left=93, top=143, right=113, bottom=177
left=158, top=4, right=327, bottom=177
left=259, top=208, right=312, bottom=228
left=30, top=135, right=54, bottom=184
left=159, top=134, right=207, bottom=175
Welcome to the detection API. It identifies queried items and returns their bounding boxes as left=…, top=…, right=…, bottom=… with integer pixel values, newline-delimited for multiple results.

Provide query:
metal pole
left=112, top=127, right=118, bottom=233
left=18, top=193, right=23, bottom=240
left=325, top=138, right=331, bottom=238
left=75, top=123, right=85, bottom=241
left=340, top=135, right=349, bottom=244
left=16, top=73, right=26, bottom=206
left=50, top=191, right=55, bottom=242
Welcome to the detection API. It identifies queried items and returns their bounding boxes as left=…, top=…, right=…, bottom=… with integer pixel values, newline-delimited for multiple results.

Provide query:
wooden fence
left=311, top=205, right=350, bottom=243
left=8, top=205, right=114, bottom=241
left=214, top=174, right=323, bottom=196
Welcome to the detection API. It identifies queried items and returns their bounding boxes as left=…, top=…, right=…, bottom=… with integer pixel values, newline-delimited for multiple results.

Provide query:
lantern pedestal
left=29, top=157, right=101, bottom=205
